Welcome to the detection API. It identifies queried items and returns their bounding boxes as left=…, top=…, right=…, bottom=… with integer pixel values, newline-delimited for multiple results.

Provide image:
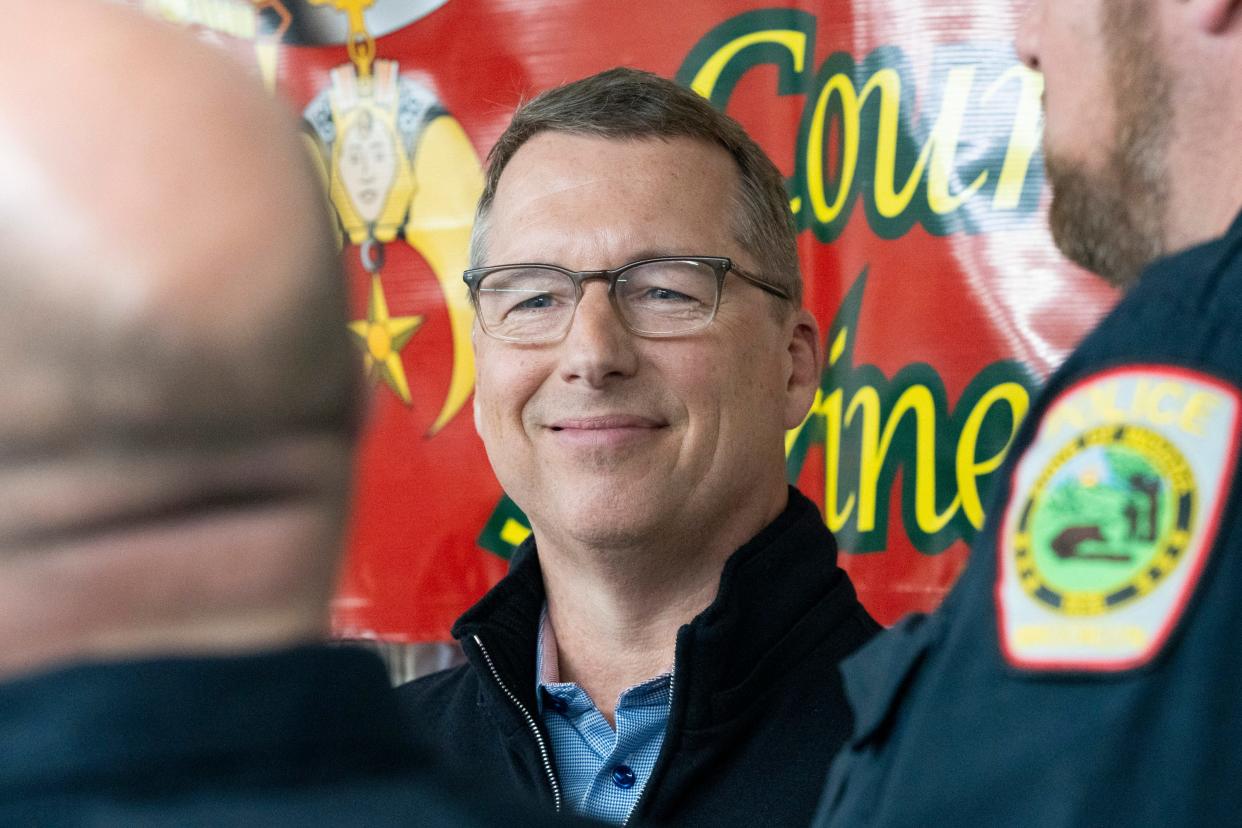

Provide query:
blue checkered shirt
left=535, top=607, right=672, bottom=824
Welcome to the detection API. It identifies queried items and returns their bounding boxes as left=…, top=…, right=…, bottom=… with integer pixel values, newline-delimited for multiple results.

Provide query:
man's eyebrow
left=621, top=248, right=712, bottom=264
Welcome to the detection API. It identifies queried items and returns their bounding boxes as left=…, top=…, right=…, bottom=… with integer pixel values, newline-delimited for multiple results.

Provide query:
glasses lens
left=614, top=260, right=719, bottom=334
left=475, top=267, right=576, bottom=341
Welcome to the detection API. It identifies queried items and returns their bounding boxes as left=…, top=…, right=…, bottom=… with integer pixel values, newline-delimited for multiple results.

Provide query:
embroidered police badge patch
left=997, top=366, right=1240, bottom=671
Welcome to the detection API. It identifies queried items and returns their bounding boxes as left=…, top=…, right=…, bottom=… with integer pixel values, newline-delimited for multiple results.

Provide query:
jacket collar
left=1134, top=205, right=1242, bottom=314
left=453, top=487, right=871, bottom=729
left=452, top=534, right=547, bottom=719
left=668, top=487, right=868, bottom=729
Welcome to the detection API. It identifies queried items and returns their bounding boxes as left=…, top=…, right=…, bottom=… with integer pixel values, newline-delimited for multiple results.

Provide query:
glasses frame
left=463, top=255, right=790, bottom=343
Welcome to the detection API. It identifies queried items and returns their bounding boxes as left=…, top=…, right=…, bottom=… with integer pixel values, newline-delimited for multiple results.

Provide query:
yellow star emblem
left=347, top=275, right=423, bottom=404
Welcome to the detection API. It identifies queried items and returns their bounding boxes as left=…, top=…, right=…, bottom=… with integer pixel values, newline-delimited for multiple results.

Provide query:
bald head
left=0, top=0, right=359, bottom=671
left=0, top=0, right=354, bottom=448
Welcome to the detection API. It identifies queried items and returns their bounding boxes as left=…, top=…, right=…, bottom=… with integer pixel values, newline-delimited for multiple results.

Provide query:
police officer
left=815, top=0, right=1242, bottom=824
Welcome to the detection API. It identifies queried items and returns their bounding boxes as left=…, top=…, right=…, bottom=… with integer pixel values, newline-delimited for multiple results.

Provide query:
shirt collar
left=534, top=605, right=555, bottom=715
left=535, top=604, right=673, bottom=715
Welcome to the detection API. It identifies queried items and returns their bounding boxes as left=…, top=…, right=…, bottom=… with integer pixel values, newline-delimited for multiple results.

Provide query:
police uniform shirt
left=816, top=209, right=1242, bottom=827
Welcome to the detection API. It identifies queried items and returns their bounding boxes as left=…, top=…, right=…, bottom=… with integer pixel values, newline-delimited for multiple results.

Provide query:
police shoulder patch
left=996, top=365, right=1241, bottom=671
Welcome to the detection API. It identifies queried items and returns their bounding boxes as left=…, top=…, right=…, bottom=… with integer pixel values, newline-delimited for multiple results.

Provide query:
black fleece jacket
left=397, top=487, right=880, bottom=826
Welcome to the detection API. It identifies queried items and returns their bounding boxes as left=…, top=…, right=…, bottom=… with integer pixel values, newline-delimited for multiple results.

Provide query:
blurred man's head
left=466, top=69, right=819, bottom=559
left=1019, top=0, right=1242, bottom=288
left=0, top=0, right=358, bottom=675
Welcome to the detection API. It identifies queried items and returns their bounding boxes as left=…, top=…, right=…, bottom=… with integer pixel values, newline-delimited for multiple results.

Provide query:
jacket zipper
left=622, top=667, right=676, bottom=826
left=473, top=634, right=563, bottom=813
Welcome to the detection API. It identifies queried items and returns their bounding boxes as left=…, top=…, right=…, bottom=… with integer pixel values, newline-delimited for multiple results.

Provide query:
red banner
left=147, top=0, right=1117, bottom=638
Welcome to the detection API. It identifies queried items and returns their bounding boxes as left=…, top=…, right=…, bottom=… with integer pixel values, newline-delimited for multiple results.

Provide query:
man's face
left=472, top=133, right=807, bottom=550
left=1018, top=0, right=1172, bottom=288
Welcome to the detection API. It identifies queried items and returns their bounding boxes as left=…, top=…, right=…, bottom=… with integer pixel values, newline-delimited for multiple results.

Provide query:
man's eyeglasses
left=463, top=256, right=789, bottom=343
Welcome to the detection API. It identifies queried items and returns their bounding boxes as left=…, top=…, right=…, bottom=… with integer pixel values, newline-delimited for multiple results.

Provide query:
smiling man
left=814, top=1, right=1242, bottom=825
left=397, top=68, right=879, bottom=826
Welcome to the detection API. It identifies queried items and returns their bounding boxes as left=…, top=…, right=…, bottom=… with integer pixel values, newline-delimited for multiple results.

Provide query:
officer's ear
left=1191, top=0, right=1242, bottom=33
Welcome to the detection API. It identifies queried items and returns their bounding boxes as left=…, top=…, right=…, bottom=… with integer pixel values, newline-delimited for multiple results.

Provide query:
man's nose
left=557, top=282, right=639, bottom=387
left=1015, top=1, right=1041, bottom=72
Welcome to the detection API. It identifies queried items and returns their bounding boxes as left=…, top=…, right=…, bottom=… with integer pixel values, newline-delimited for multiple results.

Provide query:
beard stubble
left=1045, top=0, right=1173, bottom=290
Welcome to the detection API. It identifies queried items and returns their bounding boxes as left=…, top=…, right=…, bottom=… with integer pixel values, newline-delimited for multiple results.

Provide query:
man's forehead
left=494, top=132, right=736, bottom=206
left=485, top=132, right=742, bottom=265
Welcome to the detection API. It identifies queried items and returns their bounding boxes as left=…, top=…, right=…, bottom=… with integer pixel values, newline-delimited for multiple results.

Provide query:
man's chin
left=1046, top=155, right=1162, bottom=291
left=530, top=481, right=678, bottom=550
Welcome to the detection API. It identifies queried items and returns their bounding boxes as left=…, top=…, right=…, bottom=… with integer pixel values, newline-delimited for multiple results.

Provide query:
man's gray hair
left=470, top=67, right=802, bottom=306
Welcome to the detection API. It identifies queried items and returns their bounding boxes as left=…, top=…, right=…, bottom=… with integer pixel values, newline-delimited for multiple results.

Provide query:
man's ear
left=1192, top=0, right=1242, bottom=33
left=471, top=324, right=485, bottom=437
left=783, top=308, right=821, bottom=430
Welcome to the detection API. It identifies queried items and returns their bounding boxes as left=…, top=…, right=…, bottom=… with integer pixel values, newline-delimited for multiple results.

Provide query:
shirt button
left=545, top=692, right=568, bottom=714
left=611, top=765, right=636, bottom=789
